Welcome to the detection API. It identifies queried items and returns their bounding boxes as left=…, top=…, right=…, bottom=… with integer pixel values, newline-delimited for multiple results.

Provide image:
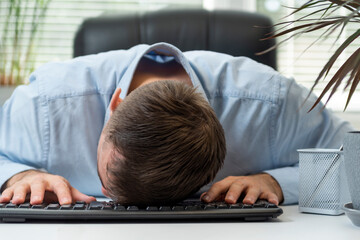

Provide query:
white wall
left=335, top=112, right=360, bottom=130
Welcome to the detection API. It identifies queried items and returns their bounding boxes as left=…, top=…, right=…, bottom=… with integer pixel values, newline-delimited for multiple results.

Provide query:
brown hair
left=105, top=80, right=226, bottom=205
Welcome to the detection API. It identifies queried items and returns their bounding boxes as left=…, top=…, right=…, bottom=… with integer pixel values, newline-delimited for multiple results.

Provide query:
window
left=1, top=0, right=359, bottom=112
left=37, top=0, right=202, bottom=63
left=0, top=0, right=202, bottom=85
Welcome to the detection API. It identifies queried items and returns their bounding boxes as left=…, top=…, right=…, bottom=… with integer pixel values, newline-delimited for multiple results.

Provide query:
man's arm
left=202, top=76, right=353, bottom=205
left=0, top=83, right=43, bottom=193
left=264, top=78, right=353, bottom=204
left=0, top=82, right=95, bottom=205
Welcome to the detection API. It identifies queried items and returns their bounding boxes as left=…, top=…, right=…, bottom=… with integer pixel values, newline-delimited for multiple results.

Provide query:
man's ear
left=101, top=186, right=110, bottom=198
left=110, top=88, right=123, bottom=115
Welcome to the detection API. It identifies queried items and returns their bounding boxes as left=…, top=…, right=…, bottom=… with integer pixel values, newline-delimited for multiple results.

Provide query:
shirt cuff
left=264, top=164, right=299, bottom=205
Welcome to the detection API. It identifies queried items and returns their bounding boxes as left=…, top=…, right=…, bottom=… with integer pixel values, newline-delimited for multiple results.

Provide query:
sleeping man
left=0, top=43, right=353, bottom=206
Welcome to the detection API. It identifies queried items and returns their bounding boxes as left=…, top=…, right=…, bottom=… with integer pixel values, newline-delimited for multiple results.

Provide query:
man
left=0, top=42, right=353, bottom=206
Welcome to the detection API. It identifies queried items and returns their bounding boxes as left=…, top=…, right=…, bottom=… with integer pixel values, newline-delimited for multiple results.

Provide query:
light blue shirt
left=0, top=43, right=353, bottom=204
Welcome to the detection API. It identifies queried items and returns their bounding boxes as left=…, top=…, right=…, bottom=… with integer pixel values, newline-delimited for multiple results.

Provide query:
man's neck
left=128, top=57, right=192, bottom=94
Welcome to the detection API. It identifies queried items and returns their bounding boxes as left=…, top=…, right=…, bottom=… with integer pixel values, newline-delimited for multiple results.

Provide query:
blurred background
left=0, top=0, right=359, bottom=128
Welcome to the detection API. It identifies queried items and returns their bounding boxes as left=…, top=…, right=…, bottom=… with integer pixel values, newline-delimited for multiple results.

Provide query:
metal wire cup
left=298, top=149, right=350, bottom=215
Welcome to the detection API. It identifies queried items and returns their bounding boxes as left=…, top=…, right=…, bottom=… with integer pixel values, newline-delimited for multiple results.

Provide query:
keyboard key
left=254, top=203, right=267, bottom=208
left=243, top=204, right=253, bottom=208
left=115, top=205, right=126, bottom=211
left=159, top=206, right=171, bottom=211
left=5, top=203, right=17, bottom=208
left=216, top=203, right=228, bottom=209
left=229, top=203, right=242, bottom=209
left=267, top=203, right=278, bottom=208
left=185, top=205, right=202, bottom=211
left=32, top=204, right=46, bottom=209
left=127, top=206, right=139, bottom=211
left=204, top=204, right=216, bottom=210
left=172, top=206, right=184, bottom=211
left=146, top=206, right=158, bottom=211
left=46, top=204, right=60, bottom=210
left=0, top=203, right=5, bottom=208
left=60, top=204, right=73, bottom=210
left=103, top=203, right=114, bottom=210
left=19, top=203, right=31, bottom=209
left=89, top=202, right=103, bottom=210
left=73, top=203, right=86, bottom=210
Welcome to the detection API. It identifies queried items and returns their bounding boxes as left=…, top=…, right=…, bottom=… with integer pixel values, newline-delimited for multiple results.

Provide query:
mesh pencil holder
left=298, top=149, right=350, bottom=215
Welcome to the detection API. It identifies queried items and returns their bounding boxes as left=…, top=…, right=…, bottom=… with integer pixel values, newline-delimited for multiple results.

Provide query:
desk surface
left=0, top=205, right=358, bottom=240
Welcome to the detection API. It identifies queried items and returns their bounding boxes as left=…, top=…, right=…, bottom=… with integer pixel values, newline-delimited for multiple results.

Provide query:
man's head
left=97, top=80, right=226, bottom=205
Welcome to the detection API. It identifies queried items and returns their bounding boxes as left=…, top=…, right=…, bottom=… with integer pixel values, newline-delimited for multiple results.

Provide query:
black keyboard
left=0, top=199, right=283, bottom=223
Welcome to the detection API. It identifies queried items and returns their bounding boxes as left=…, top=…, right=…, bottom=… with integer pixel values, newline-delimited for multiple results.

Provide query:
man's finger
left=12, top=184, right=30, bottom=204
left=70, top=187, right=96, bottom=203
left=224, top=181, right=245, bottom=204
left=200, top=192, right=207, bottom=200
left=51, top=181, right=72, bottom=205
left=261, top=192, right=279, bottom=205
left=0, top=188, right=14, bottom=203
left=30, top=182, right=46, bottom=205
left=201, top=178, right=233, bottom=202
left=243, top=188, right=261, bottom=205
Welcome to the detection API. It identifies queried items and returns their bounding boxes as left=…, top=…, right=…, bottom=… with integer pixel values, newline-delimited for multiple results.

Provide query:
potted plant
left=258, top=0, right=359, bottom=111
left=0, top=0, right=51, bottom=89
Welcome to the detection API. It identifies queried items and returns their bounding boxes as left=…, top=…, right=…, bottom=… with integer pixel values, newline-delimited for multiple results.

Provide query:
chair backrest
left=74, top=8, right=276, bottom=69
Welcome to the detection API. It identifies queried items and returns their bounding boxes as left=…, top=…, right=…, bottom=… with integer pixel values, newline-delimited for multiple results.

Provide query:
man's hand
left=0, top=170, right=96, bottom=205
left=201, top=173, right=284, bottom=205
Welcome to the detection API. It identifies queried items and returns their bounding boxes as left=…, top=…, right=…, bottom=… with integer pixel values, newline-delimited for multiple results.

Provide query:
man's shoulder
left=31, top=48, right=141, bottom=100
left=184, top=51, right=291, bottom=103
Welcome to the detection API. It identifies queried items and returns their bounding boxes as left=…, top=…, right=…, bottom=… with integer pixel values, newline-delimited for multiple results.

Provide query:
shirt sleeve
left=264, top=77, right=354, bottom=205
left=0, top=79, right=47, bottom=191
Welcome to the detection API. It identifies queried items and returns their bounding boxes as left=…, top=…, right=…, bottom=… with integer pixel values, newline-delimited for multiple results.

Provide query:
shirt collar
left=117, top=42, right=208, bottom=102
left=105, top=42, right=208, bottom=124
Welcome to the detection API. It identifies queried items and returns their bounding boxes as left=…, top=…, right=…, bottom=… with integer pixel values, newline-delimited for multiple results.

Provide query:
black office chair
left=73, top=8, right=276, bottom=69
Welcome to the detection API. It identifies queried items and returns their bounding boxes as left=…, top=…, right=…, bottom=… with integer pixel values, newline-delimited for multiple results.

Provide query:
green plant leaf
left=308, top=45, right=360, bottom=111
left=256, top=19, right=340, bottom=55
left=309, top=28, right=360, bottom=94
left=344, top=50, right=360, bottom=110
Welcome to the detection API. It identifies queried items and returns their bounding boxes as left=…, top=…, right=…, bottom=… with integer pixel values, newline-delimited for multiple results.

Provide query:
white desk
left=0, top=205, right=358, bottom=240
